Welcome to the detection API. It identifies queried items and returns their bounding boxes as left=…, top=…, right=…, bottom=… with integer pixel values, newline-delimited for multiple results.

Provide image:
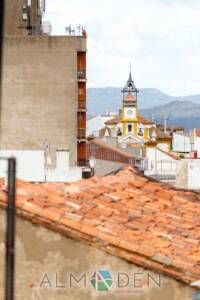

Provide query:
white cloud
left=44, top=0, right=200, bottom=96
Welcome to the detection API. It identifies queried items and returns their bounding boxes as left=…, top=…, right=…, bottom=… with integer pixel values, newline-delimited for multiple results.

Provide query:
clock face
left=127, top=109, right=133, bottom=117
left=125, top=108, right=135, bottom=119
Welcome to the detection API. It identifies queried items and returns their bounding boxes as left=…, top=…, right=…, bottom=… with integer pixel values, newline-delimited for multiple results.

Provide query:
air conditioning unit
left=42, top=21, right=52, bottom=35
left=22, top=13, right=28, bottom=20
left=22, top=5, right=28, bottom=20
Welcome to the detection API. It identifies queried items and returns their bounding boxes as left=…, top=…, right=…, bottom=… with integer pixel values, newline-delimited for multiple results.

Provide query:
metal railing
left=78, top=128, right=86, bottom=139
left=78, top=159, right=89, bottom=167
left=146, top=160, right=177, bottom=175
left=78, top=100, right=86, bottom=110
left=77, top=69, right=86, bottom=81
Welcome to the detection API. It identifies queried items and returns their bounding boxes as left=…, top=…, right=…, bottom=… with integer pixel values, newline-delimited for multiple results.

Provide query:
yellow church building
left=120, top=70, right=155, bottom=142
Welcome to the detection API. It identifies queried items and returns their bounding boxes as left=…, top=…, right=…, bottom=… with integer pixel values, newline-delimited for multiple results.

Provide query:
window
left=128, top=125, right=132, bottom=132
left=138, top=128, right=144, bottom=136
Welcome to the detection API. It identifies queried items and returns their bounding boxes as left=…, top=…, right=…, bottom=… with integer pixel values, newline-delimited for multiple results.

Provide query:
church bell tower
left=121, top=68, right=139, bottom=136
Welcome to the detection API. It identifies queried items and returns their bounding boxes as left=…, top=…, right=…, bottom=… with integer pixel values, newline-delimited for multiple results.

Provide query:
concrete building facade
left=5, top=0, right=43, bottom=36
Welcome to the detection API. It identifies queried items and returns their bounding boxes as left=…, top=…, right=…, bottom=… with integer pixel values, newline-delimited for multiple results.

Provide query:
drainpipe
left=5, top=158, right=17, bottom=300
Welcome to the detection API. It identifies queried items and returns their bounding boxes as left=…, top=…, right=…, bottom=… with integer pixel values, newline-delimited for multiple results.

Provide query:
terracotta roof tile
left=138, top=115, right=155, bottom=125
left=89, top=139, right=139, bottom=159
left=0, top=166, right=200, bottom=287
left=104, top=115, right=155, bottom=125
left=196, top=128, right=200, bottom=137
left=104, top=116, right=120, bottom=125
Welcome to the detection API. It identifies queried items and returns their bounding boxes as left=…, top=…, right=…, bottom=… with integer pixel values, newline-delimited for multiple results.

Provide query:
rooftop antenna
left=152, top=100, right=156, bottom=122
left=71, top=26, right=76, bottom=35
left=77, top=24, right=81, bottom=35
left=152, top=112, right=155, bottom=122
left=65, top=26, right=69, bottom=35
left=164, top=116, right=170, bottom=135
left=67, top=24, right=72, bottom=35
left=129, top=63, right=132, bottom=76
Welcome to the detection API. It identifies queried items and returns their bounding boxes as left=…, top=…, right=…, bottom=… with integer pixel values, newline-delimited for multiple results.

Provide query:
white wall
left=194, top=137, right=200, bottom=158
left=86, top=115, right=114, bottom=137
left=157, top=143, right=169, bottom=152
left=0, top=150, right=45, bottom=181
left=145, top=147, right=177, bottom=175
left=0, top=149, right=82, bottom=182
left=173, top=133, right=191, bottom=153
left=176, top=159, right=200, bottom=190
left=46, top=167, right=82, bottom=182
left=188, top=160, right=200, bottom=189
left=56, top=149, right=70, bottom=171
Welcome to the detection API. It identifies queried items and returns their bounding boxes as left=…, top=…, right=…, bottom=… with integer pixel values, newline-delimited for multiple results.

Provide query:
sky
left=43, top=0, right=200, bottom=96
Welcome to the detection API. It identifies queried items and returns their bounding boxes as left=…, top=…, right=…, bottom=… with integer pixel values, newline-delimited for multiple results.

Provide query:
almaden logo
left=39, top=269, right=161, bottom=294
left=90, top=269, right=114, bottom=292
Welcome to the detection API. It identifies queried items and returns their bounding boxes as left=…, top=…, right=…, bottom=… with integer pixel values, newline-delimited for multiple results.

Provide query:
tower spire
left=128, top=63, right=133, bottom=83
left=122, top=65, right=138, bottom=95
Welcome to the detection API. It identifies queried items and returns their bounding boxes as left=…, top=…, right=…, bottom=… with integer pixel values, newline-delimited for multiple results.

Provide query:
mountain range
left=87, top=88, right=200, bottom=130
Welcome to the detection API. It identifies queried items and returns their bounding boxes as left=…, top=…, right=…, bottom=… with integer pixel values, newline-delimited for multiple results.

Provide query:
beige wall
left=5, top=0, right=41, bottom=36
left=5, top=0, right=25, bottom=36
left=0, top=209, right=196, bottom=300
left=1, top=36, right=86, bottom=166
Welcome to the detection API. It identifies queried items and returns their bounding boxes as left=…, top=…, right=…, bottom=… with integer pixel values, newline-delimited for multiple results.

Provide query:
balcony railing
left=78, top=128, right=86, bottom=139
left=78, top=159, right=89, bottom=167
left=78, top=93, right=86, bottom=101
left=78, top=100, right=86, bottom=110
left=78, top=69, right=86, bottom=81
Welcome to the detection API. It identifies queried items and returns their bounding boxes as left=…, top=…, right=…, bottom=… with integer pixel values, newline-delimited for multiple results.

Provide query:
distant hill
left=154, top=118, right=200, bottom=132
left=87, top=87, right=200, bottom=130
left=140, top=100, right=200, bottom=131
left=87, top=87, right=200, bottom=114
left=140, top=100, right=200, bottom=119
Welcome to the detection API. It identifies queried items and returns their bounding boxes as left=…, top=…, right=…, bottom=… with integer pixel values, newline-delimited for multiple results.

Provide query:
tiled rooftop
left=104, top=115, right=154, bottom=125
left=0, top=166, right=200, bottom=286
left=88, top=139, right=140, bottom=158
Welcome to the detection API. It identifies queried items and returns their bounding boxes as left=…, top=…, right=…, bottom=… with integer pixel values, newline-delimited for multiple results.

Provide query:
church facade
left=104, top=70, right=158, bottom=149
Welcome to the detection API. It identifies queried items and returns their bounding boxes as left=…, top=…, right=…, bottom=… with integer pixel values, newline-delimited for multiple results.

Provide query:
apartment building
left=0, top=0, right=87, bottom=181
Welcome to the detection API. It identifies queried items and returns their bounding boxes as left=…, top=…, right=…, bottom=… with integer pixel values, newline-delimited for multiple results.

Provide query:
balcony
left=78, top=69, right=86, bottom=82
left=78, top=100, right=86, bottom=111
left=78, top=128, right=86, bottom=139
left=78, top=159, right=89, bottom=167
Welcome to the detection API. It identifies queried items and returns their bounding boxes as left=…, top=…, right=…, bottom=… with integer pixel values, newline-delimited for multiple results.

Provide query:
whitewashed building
left=86, top=114, right=117, bottom=137
left=0, top=149, right=82, bottom=182
left=144, top=143, right=179, bottom=177
left=176, top=159, right=200, bottom=190
left=172, top=133, right=191, bottom=153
